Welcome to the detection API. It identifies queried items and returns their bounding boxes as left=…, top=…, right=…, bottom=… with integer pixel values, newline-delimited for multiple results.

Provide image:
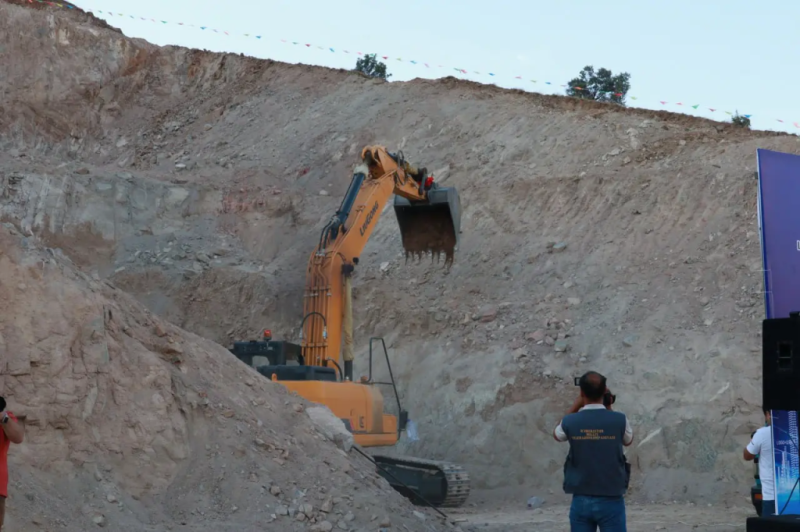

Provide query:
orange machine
left=230, top=146, right=469, bottom=507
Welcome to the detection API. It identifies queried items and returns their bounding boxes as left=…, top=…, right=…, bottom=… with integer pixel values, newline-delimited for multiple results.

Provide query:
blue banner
left=756, top=149, right=800, bottom=319
left=758, top=150, right=800, bottom=514
left=772, top=410, right=800, bottom=514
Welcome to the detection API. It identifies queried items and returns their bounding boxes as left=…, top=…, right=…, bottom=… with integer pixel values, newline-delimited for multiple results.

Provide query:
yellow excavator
left=230, top=146, right=469, bottom=507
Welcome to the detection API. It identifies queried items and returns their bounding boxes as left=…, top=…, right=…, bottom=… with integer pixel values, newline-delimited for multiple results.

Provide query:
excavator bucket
left=393, top=185, right=461, bottom=265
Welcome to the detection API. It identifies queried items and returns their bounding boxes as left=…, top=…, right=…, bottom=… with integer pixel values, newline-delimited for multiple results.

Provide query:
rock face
left=0, top=0, right=792, bottom=508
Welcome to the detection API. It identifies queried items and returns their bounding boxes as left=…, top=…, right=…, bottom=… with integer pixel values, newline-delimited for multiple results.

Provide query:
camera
left=603, top=391, right=616, bottom=408
left=0, top=396, right=5, bottom=412
left=573, top=377, right=616, bottom=407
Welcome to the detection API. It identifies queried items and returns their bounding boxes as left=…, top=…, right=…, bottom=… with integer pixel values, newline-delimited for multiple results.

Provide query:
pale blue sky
left=70, top=0, right=798, bottom=134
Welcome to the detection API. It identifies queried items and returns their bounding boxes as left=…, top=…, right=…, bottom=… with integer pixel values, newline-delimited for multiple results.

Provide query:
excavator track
left=370, top=454, right=470, bottom=508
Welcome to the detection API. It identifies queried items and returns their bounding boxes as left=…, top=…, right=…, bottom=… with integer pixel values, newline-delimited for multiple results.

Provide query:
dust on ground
left=450, top=502, right=754, bottom=532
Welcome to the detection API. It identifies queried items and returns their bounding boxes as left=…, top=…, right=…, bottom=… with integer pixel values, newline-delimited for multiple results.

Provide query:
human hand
left=568, top=393, right=586, bottom=414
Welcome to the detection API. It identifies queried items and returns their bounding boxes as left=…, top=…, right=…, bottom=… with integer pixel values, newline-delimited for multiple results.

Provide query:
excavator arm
left=301, top=146, right=461, bottom=375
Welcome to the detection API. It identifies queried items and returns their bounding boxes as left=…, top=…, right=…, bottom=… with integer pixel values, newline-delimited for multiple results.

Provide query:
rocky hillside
left=0, top=226, right=461, bottom=532
left=2, top=0, right=798, bottom=509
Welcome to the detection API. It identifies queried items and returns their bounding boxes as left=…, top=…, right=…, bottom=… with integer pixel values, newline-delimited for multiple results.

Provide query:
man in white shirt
left=744, top=408, right=775, bottom=516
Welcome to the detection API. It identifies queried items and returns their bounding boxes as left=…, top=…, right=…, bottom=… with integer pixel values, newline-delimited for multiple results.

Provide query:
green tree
left=731, top=111, right=751, bottom=128
left=566, top=66, right=631, bottom=105
left=354, top=53, right=391, bottom=80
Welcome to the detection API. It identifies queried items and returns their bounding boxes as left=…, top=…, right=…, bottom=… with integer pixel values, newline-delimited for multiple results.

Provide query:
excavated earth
left=0, top=223, right=458, bottom=532
left=2, top=0, right=798, bottom=529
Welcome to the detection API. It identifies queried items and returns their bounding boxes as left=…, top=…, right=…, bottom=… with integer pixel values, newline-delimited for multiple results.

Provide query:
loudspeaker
left=747, top=515, right=800, bottom=532
left=764, top=312, right=800, bottom=411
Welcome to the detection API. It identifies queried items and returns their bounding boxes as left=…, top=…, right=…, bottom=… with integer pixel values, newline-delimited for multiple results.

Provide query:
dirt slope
left=0, top=224, right=461, bottom=531
left=1, top=0, right=798, bottom=511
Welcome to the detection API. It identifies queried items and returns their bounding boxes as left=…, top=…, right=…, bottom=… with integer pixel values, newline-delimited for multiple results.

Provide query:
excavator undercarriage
left=371, top=454, right=471, bottom=508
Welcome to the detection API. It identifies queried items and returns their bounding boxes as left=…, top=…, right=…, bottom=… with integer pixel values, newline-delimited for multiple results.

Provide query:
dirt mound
left=0, top=223, right=459, bottom=531
left=2, top=0, right=798, bottom=512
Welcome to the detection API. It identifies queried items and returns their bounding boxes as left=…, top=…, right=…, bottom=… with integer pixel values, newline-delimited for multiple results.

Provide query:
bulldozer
left=229, top=146, right=469, bottom=507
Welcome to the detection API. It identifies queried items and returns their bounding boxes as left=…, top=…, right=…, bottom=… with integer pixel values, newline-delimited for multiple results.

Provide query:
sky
left=67, top=0, right=800, bottom=135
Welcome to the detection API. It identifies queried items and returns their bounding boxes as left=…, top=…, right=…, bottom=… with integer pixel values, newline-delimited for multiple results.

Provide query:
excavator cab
left=393, top=183, right=461, bottom=264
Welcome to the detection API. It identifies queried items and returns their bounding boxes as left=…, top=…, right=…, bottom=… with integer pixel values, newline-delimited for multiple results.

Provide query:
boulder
left=306, top=405, right=354, bottom=453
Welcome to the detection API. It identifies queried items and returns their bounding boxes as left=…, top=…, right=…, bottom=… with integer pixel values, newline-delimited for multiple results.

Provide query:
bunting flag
left=19, top=0, right=795, bottom=130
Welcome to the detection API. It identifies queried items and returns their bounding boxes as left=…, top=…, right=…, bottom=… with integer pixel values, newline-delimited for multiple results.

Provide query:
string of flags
left=20, top=0, right=799, bottom=131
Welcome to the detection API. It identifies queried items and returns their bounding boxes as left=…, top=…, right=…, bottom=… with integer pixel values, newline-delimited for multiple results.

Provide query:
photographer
left=0, top=396, right=24, bottom=530
left=553, top=371, right=633, bottom=532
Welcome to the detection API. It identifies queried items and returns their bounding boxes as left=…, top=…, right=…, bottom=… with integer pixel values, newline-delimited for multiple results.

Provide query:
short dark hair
left=579, top=371, right=607, bottom=401
left=763, top=406, right=770, bottom=415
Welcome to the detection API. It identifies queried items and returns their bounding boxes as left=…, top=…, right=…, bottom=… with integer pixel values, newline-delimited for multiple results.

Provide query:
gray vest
left=561, top=408, right=629, bottom=497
